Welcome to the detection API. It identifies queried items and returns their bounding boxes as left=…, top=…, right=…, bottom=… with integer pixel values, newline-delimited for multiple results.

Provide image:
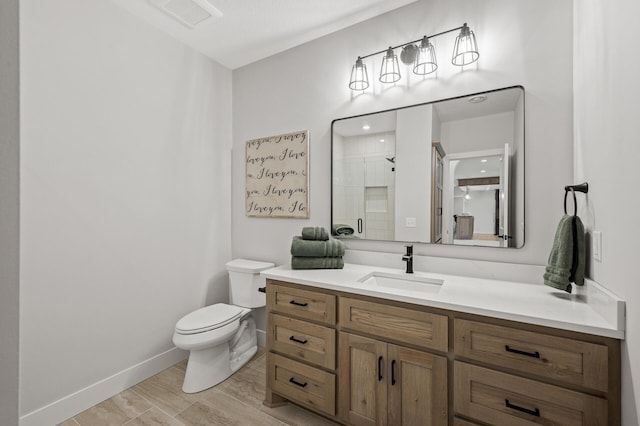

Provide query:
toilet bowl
left=172, top=259, right=274, bottom=393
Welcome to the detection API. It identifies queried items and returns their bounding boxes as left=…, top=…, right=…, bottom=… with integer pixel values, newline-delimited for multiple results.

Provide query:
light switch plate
left=405, top=217, right=417, bottom=227
left=593, top=230, right=602, bottom=262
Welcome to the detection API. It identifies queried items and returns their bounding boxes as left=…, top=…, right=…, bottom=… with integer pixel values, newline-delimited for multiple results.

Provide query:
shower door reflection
left=332, top=131, right=396, bottom=240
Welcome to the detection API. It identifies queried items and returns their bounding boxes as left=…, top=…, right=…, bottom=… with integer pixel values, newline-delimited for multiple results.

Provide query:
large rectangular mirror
left=331, top=86, right=524, bottom=248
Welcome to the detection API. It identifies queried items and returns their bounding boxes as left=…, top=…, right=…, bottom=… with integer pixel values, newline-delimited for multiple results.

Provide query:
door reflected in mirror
left=331, top=86, right=524, bottom=248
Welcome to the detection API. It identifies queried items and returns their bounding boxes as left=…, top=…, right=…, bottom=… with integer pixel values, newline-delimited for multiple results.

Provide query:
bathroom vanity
left=262, top=264, right=624, bottom=425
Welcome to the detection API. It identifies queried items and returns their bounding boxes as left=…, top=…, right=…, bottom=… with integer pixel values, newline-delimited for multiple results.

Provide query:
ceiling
left=109, top=0, right=418, bottom=70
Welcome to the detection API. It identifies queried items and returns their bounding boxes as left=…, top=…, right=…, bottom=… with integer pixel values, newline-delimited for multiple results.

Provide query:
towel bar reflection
left=564, top=182, right=589, bottom=216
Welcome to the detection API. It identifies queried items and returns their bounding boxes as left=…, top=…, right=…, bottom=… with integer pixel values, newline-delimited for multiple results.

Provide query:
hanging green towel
left=543, top=215, right=585, bottom=293
left=291, top=256, right=344, bottom=270
left=301, top=226, right=329, bottom=241
left=290, top=236, right=345, bottom=257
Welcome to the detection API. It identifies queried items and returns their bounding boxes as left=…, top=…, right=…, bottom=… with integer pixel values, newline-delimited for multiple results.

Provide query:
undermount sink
left=358, top=271, right=444, bottom=294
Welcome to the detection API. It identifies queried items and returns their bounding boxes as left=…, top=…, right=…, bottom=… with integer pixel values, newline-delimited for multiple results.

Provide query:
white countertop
left=262, top=263, right=625, bottom=339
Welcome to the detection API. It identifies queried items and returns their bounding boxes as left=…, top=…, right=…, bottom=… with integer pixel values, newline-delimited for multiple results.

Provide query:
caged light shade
left=379, top=47, right=401, bottom=83
left=452, top=23, right=479, bottom=66
left=413, top=36, right=438, bottom=75
left=349, top=57, right=369, bottom=91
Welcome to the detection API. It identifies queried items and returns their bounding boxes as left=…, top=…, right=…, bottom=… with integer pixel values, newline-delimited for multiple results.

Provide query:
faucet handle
left=405, top=244, right=413, bottom=255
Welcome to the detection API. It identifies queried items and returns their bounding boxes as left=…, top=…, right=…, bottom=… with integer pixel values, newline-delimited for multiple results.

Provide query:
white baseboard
left=257, top=328, right=266, bottom=347
left=20, top=347, right=187, bottom=426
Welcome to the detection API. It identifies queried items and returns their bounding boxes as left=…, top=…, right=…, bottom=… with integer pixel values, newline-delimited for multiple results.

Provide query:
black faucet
left=402, top=245, right=413, bottom=274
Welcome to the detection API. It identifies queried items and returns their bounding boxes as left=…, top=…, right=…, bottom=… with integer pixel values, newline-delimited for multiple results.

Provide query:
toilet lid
left=175, top=303, right=244, bottom=335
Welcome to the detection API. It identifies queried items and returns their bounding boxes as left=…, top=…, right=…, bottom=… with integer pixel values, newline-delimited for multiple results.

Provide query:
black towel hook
left=564, top=182, right=589, bottom=216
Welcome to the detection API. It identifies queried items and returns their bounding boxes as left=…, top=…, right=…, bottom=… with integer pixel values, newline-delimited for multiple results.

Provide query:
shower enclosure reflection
left=331, top=86, right=524, bottom=248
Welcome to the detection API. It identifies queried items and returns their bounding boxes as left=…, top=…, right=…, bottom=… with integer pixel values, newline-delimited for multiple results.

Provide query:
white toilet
left=172, top=259, right=274, bottom=393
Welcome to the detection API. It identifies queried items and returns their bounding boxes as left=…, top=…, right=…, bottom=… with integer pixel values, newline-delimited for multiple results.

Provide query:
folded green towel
left=543, top=215, right=585, bottom=293
left=332, top=224, right=355, bottom=236
left=334, top=234, right=360, bottom=239
left=301, top=226, right=329, bottom=241
left=290, top=236, right=345, bottom=257
left=291, top=256, right=344, bottom=269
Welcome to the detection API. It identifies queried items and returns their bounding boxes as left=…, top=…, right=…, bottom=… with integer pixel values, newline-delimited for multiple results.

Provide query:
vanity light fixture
left=348, top=23, right=479, bottom=91
left=349, top=57, right=369, bottom=91
left=379, top=47, right=401, bottom=83
left=413, top=36, right=438, bottom=75
left=362, top=124, right=371, bottom=130
left=452, top=23, right=480, bottom=66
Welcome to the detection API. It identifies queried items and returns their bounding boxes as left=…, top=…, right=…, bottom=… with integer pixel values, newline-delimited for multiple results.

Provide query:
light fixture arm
left=357, top=25, right=465, bottom=61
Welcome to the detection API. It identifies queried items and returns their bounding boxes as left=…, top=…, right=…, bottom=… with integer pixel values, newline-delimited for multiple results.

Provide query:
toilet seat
left=175, top=303, right=244, bottom=335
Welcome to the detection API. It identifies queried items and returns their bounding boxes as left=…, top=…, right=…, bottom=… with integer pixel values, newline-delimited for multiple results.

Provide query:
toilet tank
left=225, top=259, right=275, bottom=308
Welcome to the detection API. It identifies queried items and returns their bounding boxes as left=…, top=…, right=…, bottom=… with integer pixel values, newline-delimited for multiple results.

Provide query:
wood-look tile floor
left=59, top=347, right=339, bottom=426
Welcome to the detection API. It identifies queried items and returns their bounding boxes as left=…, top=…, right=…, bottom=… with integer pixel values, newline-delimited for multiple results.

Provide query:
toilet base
left=182, top=344, right=232, bottom=393
left=180, top=317, right=257, bottom=393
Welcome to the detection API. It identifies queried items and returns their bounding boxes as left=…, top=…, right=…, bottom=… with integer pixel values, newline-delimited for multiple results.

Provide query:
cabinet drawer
left=268, top=313, right=336, bottom=370
left=267, top=353, right=336, bottom=416
left=339, top=297, right=448, bottom=352
left=454, top=319, right=609, bottom=392
left=267, top=282, right=336, bottom=325
left=454, top=362, right=607, bottom=426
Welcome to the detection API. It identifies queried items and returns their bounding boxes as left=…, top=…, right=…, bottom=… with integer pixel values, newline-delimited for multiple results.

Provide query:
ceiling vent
left=148, top=0, right=222, bottom=29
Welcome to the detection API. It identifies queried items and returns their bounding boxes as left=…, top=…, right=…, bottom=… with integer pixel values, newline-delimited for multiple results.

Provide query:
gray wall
left=232, top=0, right=573, bottom=267
left=574, top=0, right=640, bottom=423
left=0, top=0, right=20, bottom=424
left=19, top=0, right=232, bottom=420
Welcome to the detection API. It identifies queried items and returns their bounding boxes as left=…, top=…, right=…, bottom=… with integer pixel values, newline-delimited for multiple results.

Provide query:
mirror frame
left=330, top=85, right=525, bottom=248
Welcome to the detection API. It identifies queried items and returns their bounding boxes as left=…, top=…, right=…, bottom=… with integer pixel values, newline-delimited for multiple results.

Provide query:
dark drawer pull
left=505, top=399, right=540, bottom=417
left=391, top=360, right=397, bottom=385
left=378, top=356, right=383, bottom=381
left=289, top=300, right=308, bottom=307
left=289, top=335, right=308, bottom=345
left=289, top=377, right=308, bottom=388
left=505, top=345, right=540, bottom=359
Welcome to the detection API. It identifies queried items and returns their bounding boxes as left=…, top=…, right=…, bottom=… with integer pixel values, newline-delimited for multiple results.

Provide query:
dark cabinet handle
left=289, top=335, right=308, bottom=345
left=378, top=356, right=383, bottom=381
left=289, top=377, right=307, bottom=388
left=505, top=399, right=540, bottom=417
left=391, top=360, right=397, bottom=385
left=289, top=300, right=308, bottom=307
left=258, top=287, right=266, bottom=293
left=505, top=345, right=540, bottom=359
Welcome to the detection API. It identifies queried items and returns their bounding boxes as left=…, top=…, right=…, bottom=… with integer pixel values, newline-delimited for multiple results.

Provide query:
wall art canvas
left=245, top=130, right=309, bottom=218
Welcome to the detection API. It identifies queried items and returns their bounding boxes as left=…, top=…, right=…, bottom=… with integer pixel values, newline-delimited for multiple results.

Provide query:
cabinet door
left=339, top=333, right=387, bottom=426
left=387, top=344, right=448, bottom=426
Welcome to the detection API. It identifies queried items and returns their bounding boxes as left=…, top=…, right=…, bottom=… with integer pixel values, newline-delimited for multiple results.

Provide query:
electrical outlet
left=593, top=231, right=602, bottom=262
left=405, top=217, right=417, bottom=227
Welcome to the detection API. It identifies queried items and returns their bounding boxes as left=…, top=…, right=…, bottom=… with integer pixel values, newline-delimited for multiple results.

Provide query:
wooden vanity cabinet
left=339, top=332, right=447, bottom=426
left=338, top=296, right=448, bottom=425
left=265, top=281, right=338, bottom=417
left=339, top=297, right=448, bottom=352
left=453, top=318, right=618, bottom=425
left=264, top=279, right=621, bottom=426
